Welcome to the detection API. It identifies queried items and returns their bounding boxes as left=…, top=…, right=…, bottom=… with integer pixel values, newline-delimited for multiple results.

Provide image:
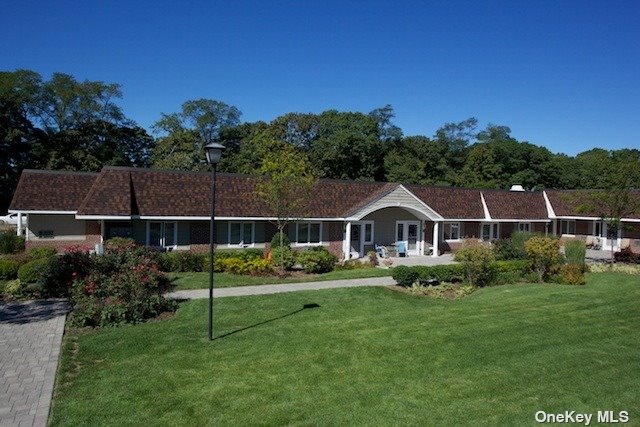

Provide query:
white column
left=432, top=222, right=440, bottom=258
left=24, top=214, right=29, bottom=241
left=100, top=220, right=105, bottom=243
left=16, top=212, right=22, bottom=236
left=344, top=221, right=352, bottom=261
left=552, top=220, right=557, bottom=236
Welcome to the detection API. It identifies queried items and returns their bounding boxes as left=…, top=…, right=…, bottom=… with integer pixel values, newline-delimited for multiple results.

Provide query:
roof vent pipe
left=510, top=185, right=525, bottom=192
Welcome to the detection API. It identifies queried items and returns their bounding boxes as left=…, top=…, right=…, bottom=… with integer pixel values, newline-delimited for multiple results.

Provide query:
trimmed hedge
left=393, top=260, right=532, bottom=287
left=393, top=264, right=466, bottom=286
left=494, top=259, right=531, bottom=275
left=158, top=251, right=206, bottom=272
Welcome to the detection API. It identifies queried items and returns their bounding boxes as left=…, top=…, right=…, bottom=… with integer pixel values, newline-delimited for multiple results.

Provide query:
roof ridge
left=21, top=169, right=99, bottom=176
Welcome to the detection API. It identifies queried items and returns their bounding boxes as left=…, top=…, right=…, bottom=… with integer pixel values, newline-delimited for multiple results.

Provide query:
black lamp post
left=205, top=142, right=225, bottom=340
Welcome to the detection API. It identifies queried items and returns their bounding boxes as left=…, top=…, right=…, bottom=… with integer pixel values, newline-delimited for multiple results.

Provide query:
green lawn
left=170, top=267, right=394, bottom=290
left=51, top=273, right=640, bottom=425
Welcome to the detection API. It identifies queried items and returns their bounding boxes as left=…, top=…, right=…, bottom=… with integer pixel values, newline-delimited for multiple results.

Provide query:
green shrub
left=158, top=251, right=206, bottom=272
left=561, top=263, right=586, bottom=286
left=0, top=258, right=20, bottom=280
left=214, top=257, right=273, bottom=275
left=455, top=242, right=496, bottom=287
left=564, top=240, right=586, bottom=269
left=18, top=258, right=51, bottom=283
left=0, top=231, right=25, bottom=254
left=392, top=265, right=419, bottom=287
left=492, top=232, right=535, bottom=260
left=270, top=232, right=291, bottom=249
left=524, top=236, right=562, bottom=282
left=28, top=246, right=58, bottom=260
left=271, top=246, right=296, bottom=271
left=298, top=247, right=337, bottom=273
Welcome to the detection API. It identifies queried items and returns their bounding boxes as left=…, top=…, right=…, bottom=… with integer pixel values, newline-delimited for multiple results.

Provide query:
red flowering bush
left=41, top=238, right=175, bottom=327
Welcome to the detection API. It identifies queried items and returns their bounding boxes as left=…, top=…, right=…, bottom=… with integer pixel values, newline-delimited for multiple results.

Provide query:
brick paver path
left=167, top=276, right=396, bottom=300
left=0, top=299, right=68, bottom=427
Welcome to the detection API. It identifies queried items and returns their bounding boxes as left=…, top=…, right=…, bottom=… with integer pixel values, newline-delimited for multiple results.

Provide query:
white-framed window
left=443, top=222, right=460, bottom=241
left=228, top=221, right=255, bottom=247
left=481, top=223, right=499, bottom=241
left=560, top=220, right=576, bottom=235
left=147, top=222, right=177, bottom=249
left=296, top=222, right=322, bottom=245
left=594, top=221, right=603, bottom=237
left=363, top=221, right=374, bottom=244
left=518, top=222, right=531, bottom=233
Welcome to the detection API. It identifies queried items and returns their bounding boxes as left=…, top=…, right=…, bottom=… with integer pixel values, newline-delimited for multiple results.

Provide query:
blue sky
left=2, top=0, right=639, bottom=155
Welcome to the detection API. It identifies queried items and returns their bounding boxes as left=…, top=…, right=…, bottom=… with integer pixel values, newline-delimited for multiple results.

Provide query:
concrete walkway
left=168, top=276, right=396, bottom=300
left=0, top=299, right=69, bottom=427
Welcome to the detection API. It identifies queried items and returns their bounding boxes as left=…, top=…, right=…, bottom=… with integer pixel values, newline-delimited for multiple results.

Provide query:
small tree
left=256, top=143, right=316, bottom=271
left=524, top=236, right=562, bottom=282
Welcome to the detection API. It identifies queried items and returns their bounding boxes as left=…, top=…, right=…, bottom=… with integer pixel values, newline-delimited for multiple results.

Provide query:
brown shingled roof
left=405, top=185, right=485, bottom=219
left=545, top=189, right=640, bottom=219
left=9, top=170, right=98, bottom=212
left=483, top=190, right=549, bottom=220
left=76, top=167, right=392, bottom=218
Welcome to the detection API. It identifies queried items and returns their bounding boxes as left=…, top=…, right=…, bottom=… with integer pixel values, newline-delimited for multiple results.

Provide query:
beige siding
left=362, top=207, right=420, bottom=245
left=27, top=214, right=86, bottom=241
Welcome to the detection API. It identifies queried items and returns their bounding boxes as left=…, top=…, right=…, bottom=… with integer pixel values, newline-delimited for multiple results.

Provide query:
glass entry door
left=396, top=221, right=421, bottom=255
left=350, top=224, right=362, bottom=257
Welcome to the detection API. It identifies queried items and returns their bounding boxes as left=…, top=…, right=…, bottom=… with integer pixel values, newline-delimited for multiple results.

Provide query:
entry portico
left=343, top=185, right=444, bottom=260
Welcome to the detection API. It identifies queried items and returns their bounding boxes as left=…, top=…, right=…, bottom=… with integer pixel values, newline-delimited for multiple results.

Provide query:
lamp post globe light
left=205, top=142, right=225, bottom=340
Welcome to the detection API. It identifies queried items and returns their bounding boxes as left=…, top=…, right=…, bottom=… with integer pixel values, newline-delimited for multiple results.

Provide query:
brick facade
left=25, top=220, right=102, bottom=253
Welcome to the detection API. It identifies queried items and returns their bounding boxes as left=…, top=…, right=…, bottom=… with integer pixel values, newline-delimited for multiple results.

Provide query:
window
left=228, top=222, right=254, bottom=247
left=147, top=222, right=177, bottom=248
left=443, top=222, right=460, bottom=241
left=518, top=222, right=531, bottom=232
left=296, top=222, right=321, bottom=245
left=560, top=220, right=576, bottom=235
left=363, top=222, right=374, bottom=244
left=37, top=230, right=54, bottom=239
left=481, top=223, right=499, bottom=241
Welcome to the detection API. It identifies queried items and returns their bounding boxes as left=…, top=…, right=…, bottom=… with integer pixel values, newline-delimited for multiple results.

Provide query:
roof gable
left=405, top=185, right=485, bottom=219
left=347, top=184, right=443, bottom=220
left=482, top=190, right=548, bottom=220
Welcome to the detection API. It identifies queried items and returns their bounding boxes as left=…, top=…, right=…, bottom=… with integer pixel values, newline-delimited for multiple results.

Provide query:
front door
left=350, top=224, right=362, bottom=258
left=396, top=221, right=421, bottom=256
left=601, top=223, right=621, bottom=251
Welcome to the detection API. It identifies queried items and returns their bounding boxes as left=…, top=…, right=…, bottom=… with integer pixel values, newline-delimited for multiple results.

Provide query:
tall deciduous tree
left=456, top=144, right=502, bottom=188
left=256, top=143, right=316, bottom=269
left=152, top=99, right=241, bottom=171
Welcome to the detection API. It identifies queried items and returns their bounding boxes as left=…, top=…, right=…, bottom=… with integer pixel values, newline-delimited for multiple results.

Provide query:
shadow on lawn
left=215, top=303, right=321, bottom=340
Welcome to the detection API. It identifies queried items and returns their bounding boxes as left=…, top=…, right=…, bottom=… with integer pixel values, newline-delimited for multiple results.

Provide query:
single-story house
left=8, top=167, right=640, bottom=257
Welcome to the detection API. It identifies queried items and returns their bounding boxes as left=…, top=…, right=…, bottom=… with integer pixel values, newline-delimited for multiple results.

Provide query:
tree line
left=2, top=69, right=639, bottom=213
